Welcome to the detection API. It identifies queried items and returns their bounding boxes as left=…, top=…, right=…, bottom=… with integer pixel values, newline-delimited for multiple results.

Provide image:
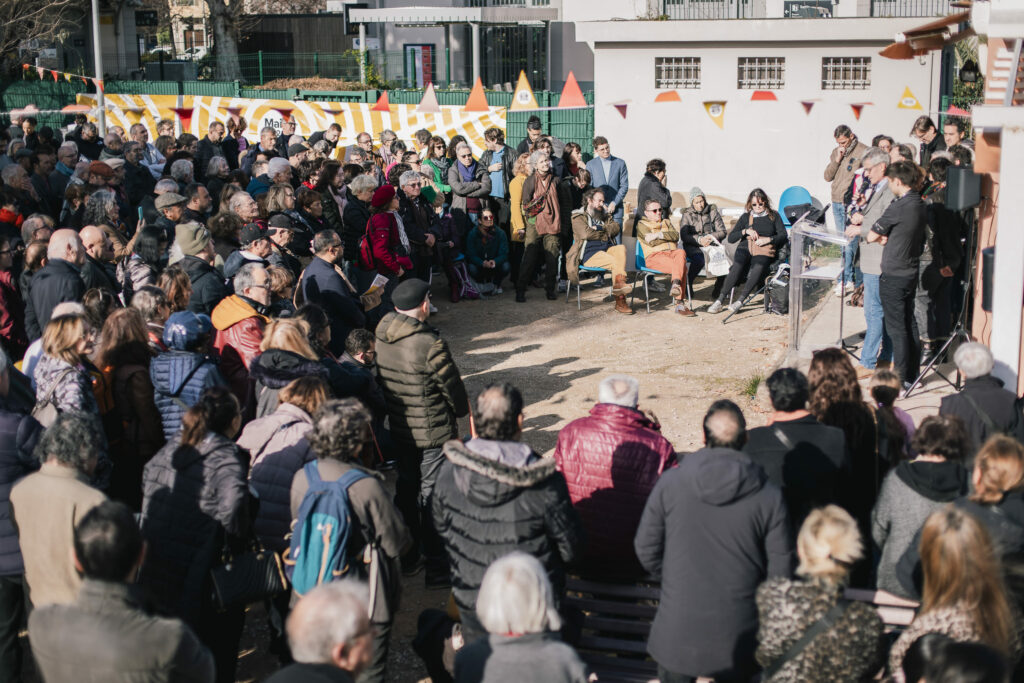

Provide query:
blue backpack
left=285, top=461, right=369, bottom=596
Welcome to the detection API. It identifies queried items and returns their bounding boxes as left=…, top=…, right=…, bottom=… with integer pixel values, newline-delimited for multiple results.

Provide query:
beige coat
left=10, top=461, right=107, bottom=607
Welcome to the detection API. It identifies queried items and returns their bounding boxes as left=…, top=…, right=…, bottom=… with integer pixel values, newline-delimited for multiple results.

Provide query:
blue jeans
left=833, top=202, right=861, bottom=287
left=861, top=273, right=892, bottom=369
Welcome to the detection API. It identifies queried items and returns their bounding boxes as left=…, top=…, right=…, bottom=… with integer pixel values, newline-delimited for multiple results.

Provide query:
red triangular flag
left=21, top=64, right=29, bottom=70
left=464, top=79, right=489, bottom=112
left=557, top=71, right=587, bottom=109
left=654, top=91, right=681, bottom=103
left=224, top=106, right=243, bottom=123
left=92, top=78, right=104, bottom=93
left=851, top=103, right=865, bottom=120
left=614, top=104, right=628, bottom=119
left=946, top=104, right=970, bottom=116
left=81, top=76, right=88, bottom=86
left=801, top=101, right=815, bottom=115
left=172, top=107, right=194, bottom=131
left=751, top=90, right=777, bottom=101
left=371, top=91, right=391, bottom=112
left=274, top=107, right=293, bottom=123
left=51, top=70, right=59, bottom=82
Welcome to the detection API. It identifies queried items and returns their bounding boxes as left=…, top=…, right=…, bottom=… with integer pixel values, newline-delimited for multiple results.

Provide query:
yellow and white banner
left=76, top=94, right=507, bottom=156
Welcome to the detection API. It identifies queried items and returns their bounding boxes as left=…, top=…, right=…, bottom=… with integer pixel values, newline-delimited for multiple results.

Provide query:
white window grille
left=655, top=57, right=701, bottom=89
left=737, top=57, right=785, bottom=89
left=821, top=57, right=872, bottom=90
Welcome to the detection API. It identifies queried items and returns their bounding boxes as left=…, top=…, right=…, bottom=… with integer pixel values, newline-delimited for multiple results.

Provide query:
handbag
left=209, top=536, right=287, bottom=610
left=746, top=213, right=777, bottom=259
left=523, top=178, right=549, bottom=218
left=700, top=236, right=732, bottom=277
left=31, top=368, right=76, bottom=428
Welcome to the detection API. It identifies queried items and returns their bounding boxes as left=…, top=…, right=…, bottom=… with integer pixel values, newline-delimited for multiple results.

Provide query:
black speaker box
left=982, top=246, right=994, bottom=312
left=947, top=166, right=981, bottom=211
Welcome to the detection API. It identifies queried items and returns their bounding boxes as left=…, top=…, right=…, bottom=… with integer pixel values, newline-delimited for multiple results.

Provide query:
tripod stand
left=836, top=268, right=860, bottom=361
left=903, top=221, right=977, bottom=398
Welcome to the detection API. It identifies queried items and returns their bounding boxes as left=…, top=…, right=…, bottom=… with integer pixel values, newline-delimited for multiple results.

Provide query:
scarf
left=390, top=211, right=411, bottom=253
left=751, top=208, right=768, bottom=218
left=55, top=161, right=74, bottom=177
left=328, top=184, right=347, bottom=215
left=533, top=174, right=560, bottom=236
left=457, top=159, right=477, bottom=183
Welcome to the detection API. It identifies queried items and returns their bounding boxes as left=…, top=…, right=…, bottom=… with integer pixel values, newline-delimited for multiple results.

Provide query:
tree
left=0, top=0, right=87, bottom=75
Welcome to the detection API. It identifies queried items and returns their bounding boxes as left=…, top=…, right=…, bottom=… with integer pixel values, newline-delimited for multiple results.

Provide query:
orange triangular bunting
left=464, top=78, right=489, bottom=112
left=416, top=83, right=441, bottom=113
left=751, top=90, right=777, bottom=101
left=371, top=91, right=391, bottom=112
left=274, top=107, right=294, bottom=122
left=509, top=71, right=539, bottom=111
left=851, top=104, right=865, bottom=120
left=654, top=91, right=681, bottom=103
left=557, top=71, right=587, bottom=109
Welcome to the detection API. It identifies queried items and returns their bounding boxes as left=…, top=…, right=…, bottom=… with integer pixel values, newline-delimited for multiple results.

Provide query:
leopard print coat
left=756, top=577, right=884, bottom=682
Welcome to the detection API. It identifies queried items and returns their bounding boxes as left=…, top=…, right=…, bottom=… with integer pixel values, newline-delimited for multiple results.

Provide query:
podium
left=787, top=220, right=855, bottom=357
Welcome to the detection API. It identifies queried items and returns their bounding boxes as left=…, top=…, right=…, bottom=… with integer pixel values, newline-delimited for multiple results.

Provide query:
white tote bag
left=700, top=236, right=732, bottom=277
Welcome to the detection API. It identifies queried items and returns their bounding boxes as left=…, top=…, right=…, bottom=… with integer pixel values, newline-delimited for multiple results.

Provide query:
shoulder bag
left=747, top=213, right=777, bottom=259
left=762, top=599, right=851, bottom=680
left=31, top=367, right=77, bottom=428
left=209, top=534, right=287, bottom=610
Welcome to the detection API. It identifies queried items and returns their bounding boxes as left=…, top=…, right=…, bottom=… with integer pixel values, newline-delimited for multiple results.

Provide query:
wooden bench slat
left=578, top=651, right=658, bottom=674
left=567, top=578, right=661, bottom=600
left=579, top=634, right=650, bottom=654
left=564, top=596, right=659, bottom=618
left=580, top=614, right=653, bottom=636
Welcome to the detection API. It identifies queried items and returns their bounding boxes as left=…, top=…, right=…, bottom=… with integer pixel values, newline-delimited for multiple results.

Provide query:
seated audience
left=565, top=188, right=631, bottom=314
left=755, top=505, right=883, bottom=682
left=465, top=207, right=510, bottom=295
left=455, top=552, right=590, bottom=683
left=633, top=199, right=696, bottom=316
left=28, top=501, right=214, bottom=682
left=554, top=375, right=674, bottom=573
left=681, top=187, right=727, bottom=297
left=432, top=383, right=583, bottom=642
left=634, top=399, right=791, bottom=683
left=744, top=368, right=851, bottom=529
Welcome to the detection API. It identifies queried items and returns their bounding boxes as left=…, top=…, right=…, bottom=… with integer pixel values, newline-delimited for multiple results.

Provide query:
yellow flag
left=703, top=101, right=726, bottom=129
left=898, top=87, right=922, bottom=110
left=510, top=71, right=539, bottom=111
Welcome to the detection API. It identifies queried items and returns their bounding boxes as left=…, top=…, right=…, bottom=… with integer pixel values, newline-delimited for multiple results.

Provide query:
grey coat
left=446, top=162, right=492, bottom=226
left=856, top=182, right=895, bottom=276
left=455, top=632, right=589, bottom=683
left=29, top=579, right=214, bottom=683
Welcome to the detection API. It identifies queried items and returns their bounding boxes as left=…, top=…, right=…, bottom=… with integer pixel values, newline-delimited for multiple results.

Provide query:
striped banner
left=75, top=94, right=507, bottom=156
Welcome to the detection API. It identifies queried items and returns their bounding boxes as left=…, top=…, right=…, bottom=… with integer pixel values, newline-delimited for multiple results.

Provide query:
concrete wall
left=549, top=21, right=595, bottom=90
left=588, top=38, right=939, bottom=209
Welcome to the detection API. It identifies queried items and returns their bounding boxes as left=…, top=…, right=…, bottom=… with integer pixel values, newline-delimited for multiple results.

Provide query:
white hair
left=862, top=147, right=889, bottom=168
left=954, top=342, right=995, bottom=379
left=207, top=156, right=229, bottom=178
left=287, top=580, right=370, bottom=664
left=233, top=262, right=265, bottom=295
left=455, top=143, right=471, bottom=155
left=268, top=157, right=291, bottom=178
left=227, top=192, right=255, bottom=214
left=476, top=552, right=561, bottom=635
left=169, top=158, right=193, bottom=182
left=598, top=375, right=640, bottom=409
left=349, top=174, right=377, bottom=195
left=1, top=165, right=24, bottom=185
left=399, top=170, right=421, bottom=188
left=58, top=141, right=78, bottom=157
left=154, top=178, right=179, bottom=194
left=528, top=150, right=548, bottom=167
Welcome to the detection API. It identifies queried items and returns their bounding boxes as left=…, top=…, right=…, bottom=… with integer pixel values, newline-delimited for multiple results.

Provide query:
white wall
left=590, top=41, right=939, bottom=207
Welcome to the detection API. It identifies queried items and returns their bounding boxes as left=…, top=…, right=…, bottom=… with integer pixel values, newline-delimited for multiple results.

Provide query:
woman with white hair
left=939, top=342, right=1024, bottom=455
left=755, top=506, right=884, bottom=682
left=455, top=552, right=589, bottom=683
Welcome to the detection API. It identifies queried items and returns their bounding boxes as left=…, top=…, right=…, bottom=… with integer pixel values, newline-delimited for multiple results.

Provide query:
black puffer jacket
left=181, top=255, right=230, bottom=316
left=139, top=432, right=250, bottom=626
left=0, top=399, right=42, bottom=576
left=24, top=258, right=86, bottom=341
left=250, top=437, right=316, bottom=553
left=432, top=438, right=584, bottom=634
left=375, top=312, right=469, bottom=449
left=249, top=349, right=330, bottom=419
left=342, top=196, right=371, bottom=262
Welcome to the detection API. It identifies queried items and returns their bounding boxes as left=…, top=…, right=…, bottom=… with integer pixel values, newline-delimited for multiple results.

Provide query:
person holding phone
left=824, top=125, right=868, bottom=297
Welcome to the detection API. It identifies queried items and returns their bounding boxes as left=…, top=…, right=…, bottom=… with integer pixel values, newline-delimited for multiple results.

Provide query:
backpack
left=451, top=261, right=480, bottom=300
left=358, top=230, right=376, bottom=271
left=284, top=461, right=369, bottom=596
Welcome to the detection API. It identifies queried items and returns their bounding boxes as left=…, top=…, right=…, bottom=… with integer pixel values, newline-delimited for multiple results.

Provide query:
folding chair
left=567, top=240, right=613, bottom=310
left=629, top=246, right=671, bottom=314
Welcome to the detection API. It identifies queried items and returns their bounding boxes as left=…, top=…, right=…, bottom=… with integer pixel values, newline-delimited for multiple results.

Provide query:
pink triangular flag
left=51, top=70, right=59, bottom=82
left=751, top=90, right=777, bottom=101
left=274, top=108, right=294, bottom=123
left=613, top=104, right=628, bottom=119
left=416, top=83, right=441, bottom=113
left=35, top=66, right=44, bottom=79
left=557, top=72, right=587, bottom=109
left=92, top=78, right=104, bottom=93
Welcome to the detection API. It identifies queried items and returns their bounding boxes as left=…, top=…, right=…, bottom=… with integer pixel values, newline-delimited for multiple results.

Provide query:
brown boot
left=670, top=279, right=683, bottom=299
left=611, top=274, right=629, bottom=295
left=675, top=303, right=696, bottom=317
left=614, top=295, right=634, bottom=314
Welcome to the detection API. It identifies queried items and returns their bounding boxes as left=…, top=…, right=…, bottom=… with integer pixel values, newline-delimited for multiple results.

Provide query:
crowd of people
left=0, top=105, right=1018, bottom=683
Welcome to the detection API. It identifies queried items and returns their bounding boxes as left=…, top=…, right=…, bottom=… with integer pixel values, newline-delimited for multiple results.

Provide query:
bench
left=563, top=576, right=660, bottom=683
left=843, top=587, right=919, bottom=631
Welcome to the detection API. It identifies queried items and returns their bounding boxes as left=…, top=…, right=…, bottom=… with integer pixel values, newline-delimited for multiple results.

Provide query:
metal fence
left=236, top=51, right=458, bottom=88
left=663, top=0, right=766, bottom=19
left=663, top=0, right=952, bottom=17
left=0, top=81, right=596, bottom=150
left=869, top=0, right=954, bottom=16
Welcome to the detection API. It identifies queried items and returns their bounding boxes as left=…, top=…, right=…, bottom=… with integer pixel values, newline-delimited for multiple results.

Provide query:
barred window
left=737, top=57, right=785, bottom=89
left=655, top=57, right=701, bottom=89
left=821, top=57, right=871, bottom=90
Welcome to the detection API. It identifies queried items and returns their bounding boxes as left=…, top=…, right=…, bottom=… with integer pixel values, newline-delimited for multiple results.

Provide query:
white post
left=359, top=23, right=367, bottom=84
left=989, top=123, right=1024, bottom=387
left=91, top=0, right=106, bottom=136
left=471, top=22, right=480, bottom=85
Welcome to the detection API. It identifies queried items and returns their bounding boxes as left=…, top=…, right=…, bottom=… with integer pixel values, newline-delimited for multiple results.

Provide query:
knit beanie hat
left=371, top=184, right=396, bottom=208
left=690, top=186, right=705, bottom=200
left=175, top=222, right=211, bottom=257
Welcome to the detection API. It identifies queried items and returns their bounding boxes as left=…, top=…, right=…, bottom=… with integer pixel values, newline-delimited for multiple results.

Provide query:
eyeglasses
left=458, top=154, right=472, bottom=159
left=250, top=283, right=271, bottom=290
left=481, top=215, right=494, bottom=221
left=406, top=182, right=421, bottom=188
left=750, top=200, right=765, bottom=206
left=645, top=208, right=662, bottom=214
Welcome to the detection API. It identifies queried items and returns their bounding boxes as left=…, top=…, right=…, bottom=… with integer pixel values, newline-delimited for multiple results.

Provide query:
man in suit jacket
left=585, top=136, right=628, bottom=229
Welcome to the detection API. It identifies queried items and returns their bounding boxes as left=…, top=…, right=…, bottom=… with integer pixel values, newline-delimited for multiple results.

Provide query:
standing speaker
left=982, top=247, right=995, bottom=312
left=947, top=166, right=981, bottom=211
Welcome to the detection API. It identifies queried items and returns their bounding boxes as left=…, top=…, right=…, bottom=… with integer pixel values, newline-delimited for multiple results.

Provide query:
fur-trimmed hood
left=443, top=438, right=556, bottom=507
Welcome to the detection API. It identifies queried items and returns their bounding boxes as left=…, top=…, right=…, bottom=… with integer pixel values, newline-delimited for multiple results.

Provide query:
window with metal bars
left=655, top=57, right=702, bottom=89
left=821, top=57, right=872, bottom=90
left=736, top=57, right=785, bottom=89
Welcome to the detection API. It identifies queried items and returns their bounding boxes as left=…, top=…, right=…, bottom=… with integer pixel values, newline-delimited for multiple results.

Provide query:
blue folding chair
left=567, top=240, right=613, bottom=310
left=778, top=186, right=813, bottom=227
left=629, top=245, right=671, bottom=314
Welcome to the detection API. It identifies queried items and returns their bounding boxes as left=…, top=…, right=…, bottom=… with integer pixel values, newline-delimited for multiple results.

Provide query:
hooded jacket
left=375, top=312, right=469, bottom=449
left=0, top=398, right=42, bottom=576
left=248, top=349, right=329, bottom=419
left=680, top=203, right=727, bottom=243
left=432, top=439, right=584, bottom=636
left=24, top=258, right=86, bottom=341
left=211, top=294, right=269, bottom=411
left=139, top=432, right=250, bottom=625
left=182, top=255, right=230, bottom=316
left=872, top=459, right=968, bottom=597
left=150, top=351, right=226, bottom=441
left=634, top=447, right=792, bottom=678
left=554, top=403, right=674, bottom=567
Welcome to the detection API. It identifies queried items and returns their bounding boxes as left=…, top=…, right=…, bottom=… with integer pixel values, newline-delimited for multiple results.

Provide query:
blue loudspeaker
left=947, top=166, right=981, bottom=211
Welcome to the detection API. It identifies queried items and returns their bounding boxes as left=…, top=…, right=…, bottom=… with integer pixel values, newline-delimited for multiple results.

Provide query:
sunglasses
left=481, top=215, right=494, bottom=221
left=646, top=208, right=662, bottom=214
left=751, top=200, right=765, bottom=206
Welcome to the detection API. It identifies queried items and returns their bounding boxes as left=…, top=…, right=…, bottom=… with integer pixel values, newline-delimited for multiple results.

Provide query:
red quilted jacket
left=554, top=403, right=676, bottom=567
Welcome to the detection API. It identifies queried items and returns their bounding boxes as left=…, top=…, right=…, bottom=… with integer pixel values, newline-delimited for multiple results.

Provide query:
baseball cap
left=163, top=311, right=213, bottom=350
left=240, top=222, right=269, bottom=245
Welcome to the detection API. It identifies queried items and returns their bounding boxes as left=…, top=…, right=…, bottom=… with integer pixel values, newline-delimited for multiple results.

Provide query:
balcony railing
left=465, top=0, right=551, bottom=7
left=663, top=0, right=767, bottom=20
left=663, top=0, right=954, bottom=18
left=869, top=0, right=953, bottom=16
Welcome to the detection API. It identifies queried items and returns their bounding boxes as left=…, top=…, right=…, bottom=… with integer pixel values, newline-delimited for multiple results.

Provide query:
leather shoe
left=611, top=274, right=629, bottom=295
left=546, top=291, right=557, bottom=300
left=675, top=304, right=696, bottom=317
left=515, top=290, right=526, bottom=303
left=614, top=295, right=634, bottom=314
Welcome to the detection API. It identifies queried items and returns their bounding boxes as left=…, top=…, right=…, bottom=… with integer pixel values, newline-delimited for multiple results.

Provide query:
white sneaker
left=557, top=279, right=569, bottom=293
left=648, top=280, right=666, bottom=293
left=728, top=300, right=743, bottom=313
left=707, top=300, right=724, bottom=314
left=494, top=287, right=503, bottom=295
left=834, top=282, right=846, bottom=297
left=429, top=303, right=438, bottom=313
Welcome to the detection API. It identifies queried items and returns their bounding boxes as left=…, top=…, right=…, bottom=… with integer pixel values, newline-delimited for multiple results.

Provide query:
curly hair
left=34, top=412, right=104, bottom=473
left=308, top=399, right=372, bottom=462
left=807, top=348, right=861, bottom=419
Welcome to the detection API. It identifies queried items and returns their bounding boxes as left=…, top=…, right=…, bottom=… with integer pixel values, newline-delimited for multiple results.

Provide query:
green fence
left=0, top=80, right=595, bottom=150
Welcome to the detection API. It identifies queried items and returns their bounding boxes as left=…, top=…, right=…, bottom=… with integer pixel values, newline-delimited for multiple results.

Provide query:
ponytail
left=180, top=386, right=239, bottom=447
